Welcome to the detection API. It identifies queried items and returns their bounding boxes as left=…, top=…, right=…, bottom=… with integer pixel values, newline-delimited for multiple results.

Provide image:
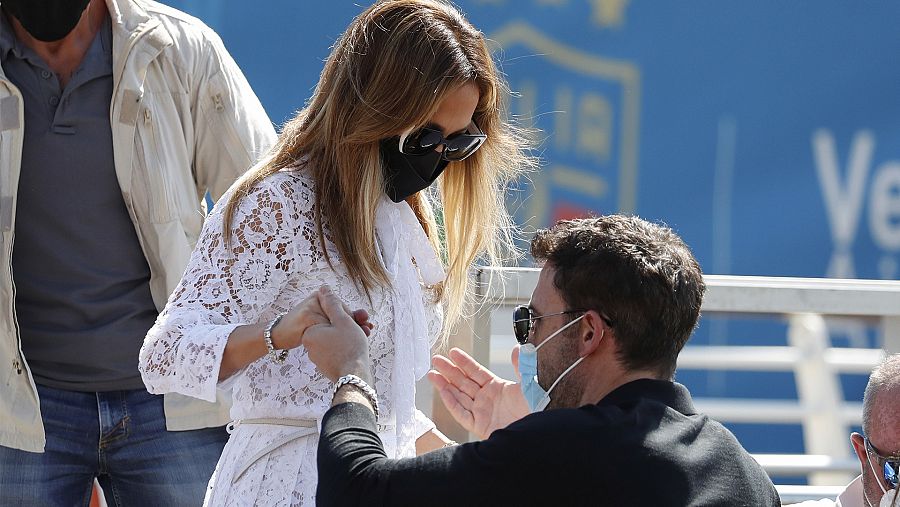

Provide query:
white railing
left=431, top=268, right=900, bottom=505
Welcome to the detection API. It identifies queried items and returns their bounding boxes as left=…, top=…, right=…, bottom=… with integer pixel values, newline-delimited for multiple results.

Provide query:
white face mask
left=871, top=490, right=898, bottom=507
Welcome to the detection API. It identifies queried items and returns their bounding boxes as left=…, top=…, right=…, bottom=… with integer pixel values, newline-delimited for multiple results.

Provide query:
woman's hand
left=270, top=293, right=329, bottom=350
left=218, top=286, right=373, bottom=381
left=272, top=291, right=374, bottom=351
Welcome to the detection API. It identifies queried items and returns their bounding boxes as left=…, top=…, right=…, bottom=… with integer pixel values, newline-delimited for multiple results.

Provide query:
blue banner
left=162, top=0, right=899, bottom=468
left=168, top=0, right=900, bottom=284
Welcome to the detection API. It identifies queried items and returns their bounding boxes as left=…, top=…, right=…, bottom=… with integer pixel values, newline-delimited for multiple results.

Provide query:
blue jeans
left=0, top=384, right=228, bottom=507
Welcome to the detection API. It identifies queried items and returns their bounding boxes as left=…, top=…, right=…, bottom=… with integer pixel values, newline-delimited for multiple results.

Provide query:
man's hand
left=302, top=286, right=372, bottom=383
left=427, top=348, right=529, bottom=440
left=274, top=291, right=372, bottom=351
left=271, top=292, right=329, bottom=350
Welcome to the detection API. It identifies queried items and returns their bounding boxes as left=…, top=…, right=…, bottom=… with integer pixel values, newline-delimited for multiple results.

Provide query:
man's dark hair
left=530, top=215, right=706, bottom=379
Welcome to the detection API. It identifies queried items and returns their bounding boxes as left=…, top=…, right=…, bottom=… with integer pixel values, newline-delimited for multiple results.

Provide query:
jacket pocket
left=206, top=73, right=253, bottom=175
left=134, top=103, right=177, bottom=223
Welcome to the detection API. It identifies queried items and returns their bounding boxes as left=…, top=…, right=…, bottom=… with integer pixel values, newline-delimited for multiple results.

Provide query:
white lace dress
left=139, top=167, right=444, bottom=506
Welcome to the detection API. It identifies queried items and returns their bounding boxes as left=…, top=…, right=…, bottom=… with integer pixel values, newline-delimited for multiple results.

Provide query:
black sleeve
left=317, top=402, right=541, bottom=507
left=316, top=402, right=391, bottom=505
left=317, top=400, right=783, bottom=507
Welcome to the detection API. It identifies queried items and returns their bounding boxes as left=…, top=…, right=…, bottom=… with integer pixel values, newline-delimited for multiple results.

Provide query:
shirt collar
left=835, top=475, right=864, bottom=507
left=597, top=378, right=698, bottom=416
left=0, top=11, right=113, bottom=78
left=78, top=14, right=113, bottom=77
left=0, top=11, right=21, bottom=62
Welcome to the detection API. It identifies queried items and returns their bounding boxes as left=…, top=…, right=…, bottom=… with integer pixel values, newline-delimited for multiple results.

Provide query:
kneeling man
left=304, top=215, right=780, bottom=506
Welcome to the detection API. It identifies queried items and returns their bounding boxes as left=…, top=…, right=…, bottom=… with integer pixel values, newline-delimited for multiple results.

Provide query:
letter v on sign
left=812, top=129, right=874, bottom=276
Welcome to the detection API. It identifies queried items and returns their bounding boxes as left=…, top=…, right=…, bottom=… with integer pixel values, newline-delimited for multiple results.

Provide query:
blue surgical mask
left=517, top=315, right=586, bottom=412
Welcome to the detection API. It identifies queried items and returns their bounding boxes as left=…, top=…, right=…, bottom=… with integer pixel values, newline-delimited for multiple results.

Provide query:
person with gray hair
left=794, top=354, right=900, bottom=507
left=853, top=354, right=900, bottom=507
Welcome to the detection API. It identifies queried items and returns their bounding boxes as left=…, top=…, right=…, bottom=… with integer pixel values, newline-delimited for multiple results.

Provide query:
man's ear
left=851, top=432, right=867, bottom=471
left=578, top=311, right=608, bottom=357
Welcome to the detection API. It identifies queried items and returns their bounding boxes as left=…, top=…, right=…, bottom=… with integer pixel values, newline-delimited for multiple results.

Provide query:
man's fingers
left=443, top=386, right=475, bottom=425
left=352, top=309, right=373, bottom=328
left=316, top=286, right=354, bottom=323
left=428, top=372, right=475, bottom=429
left=432, top=355, right=483, bottom=400
left=447, top=348, right=496, bottom=387
left=427, top=370, right=450, bottom=391
left=307, top=306, right=329, bottom=324
left=350, top=309, right=373, bottom=336
left=427, top=371, right=474, bottom=410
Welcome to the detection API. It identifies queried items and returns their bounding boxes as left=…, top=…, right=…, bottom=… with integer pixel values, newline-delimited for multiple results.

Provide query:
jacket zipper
left=9, top=231, right=23, bottom=376
left=0, top=76, right=27, bottom=378
left=139, top=106, right=174, bottom=222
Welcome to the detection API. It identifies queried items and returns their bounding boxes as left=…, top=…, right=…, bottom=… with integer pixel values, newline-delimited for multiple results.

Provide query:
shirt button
left=49, top=96, right=59, bottom=106
left=40, top=70, right=51, bottom=79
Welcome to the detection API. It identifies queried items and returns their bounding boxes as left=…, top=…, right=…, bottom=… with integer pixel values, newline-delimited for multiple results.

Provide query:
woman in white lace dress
left=138, top=0, right=532, bottom=505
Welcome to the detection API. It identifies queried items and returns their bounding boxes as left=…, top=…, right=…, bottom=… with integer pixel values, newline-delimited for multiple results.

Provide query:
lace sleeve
left=139, top=173, right=311, bottom=402
left=413, top=408, right=437, bottom=439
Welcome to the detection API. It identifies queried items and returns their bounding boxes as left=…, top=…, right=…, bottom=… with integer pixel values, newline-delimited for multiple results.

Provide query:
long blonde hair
left=222, top=0, right=532, bottom=336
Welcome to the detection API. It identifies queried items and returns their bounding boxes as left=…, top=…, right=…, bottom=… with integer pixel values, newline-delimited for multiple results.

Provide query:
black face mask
left=381, top=138, right=450, bottom=203
left=3, top=0, right=92, bottom=42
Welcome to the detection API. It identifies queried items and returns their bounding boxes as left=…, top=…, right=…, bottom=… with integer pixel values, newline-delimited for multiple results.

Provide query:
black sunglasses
left=866, top=437, right=900, bottom=489
left=398, top=120, right=486, bottom=162
left=512, top=305, right=613, bottom=345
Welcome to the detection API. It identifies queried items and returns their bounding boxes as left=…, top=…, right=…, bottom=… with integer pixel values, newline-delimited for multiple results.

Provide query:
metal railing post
left=788, top=313, right=854, bottom=486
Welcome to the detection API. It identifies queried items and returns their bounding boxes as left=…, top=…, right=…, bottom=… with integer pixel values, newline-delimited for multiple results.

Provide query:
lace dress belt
left=227, top=418, right=319, bottom=483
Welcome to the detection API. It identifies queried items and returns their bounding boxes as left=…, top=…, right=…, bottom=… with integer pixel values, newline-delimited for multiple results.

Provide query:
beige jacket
left=0, top=0, right=276, bottom=452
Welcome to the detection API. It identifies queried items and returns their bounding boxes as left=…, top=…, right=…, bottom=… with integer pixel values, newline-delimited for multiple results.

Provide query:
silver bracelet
left=264, top=313, right=288, bottom=363
left=334, top=374, right=379, bottom=419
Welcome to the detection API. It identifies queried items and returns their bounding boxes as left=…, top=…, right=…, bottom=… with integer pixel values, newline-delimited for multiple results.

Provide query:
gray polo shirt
left=1, top=13, right=159, bottom=392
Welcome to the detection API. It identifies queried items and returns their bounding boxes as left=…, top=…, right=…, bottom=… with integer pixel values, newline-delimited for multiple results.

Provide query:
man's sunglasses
left=866, top=436, right=900, bottom=489
left=512, top=305, right=613, bottom=345
left=398, top=120, right=486, bottom=162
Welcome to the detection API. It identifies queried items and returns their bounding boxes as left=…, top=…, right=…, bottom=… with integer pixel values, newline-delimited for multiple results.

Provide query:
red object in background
left=552, top=203, right=597, bottom=223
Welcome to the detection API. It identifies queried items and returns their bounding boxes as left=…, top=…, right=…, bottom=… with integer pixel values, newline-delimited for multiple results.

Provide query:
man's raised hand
left=427, top=348, right=529, bottom=440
